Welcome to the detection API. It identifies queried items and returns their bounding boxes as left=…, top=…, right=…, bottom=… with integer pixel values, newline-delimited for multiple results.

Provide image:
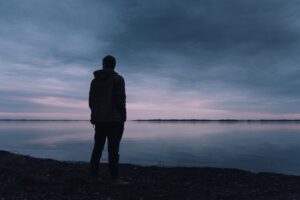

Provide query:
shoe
left=90, top=176, right=102, bottom=182
left=89, top=166, right=99, bottom=177
left=110, top=178, right=129, bottom=186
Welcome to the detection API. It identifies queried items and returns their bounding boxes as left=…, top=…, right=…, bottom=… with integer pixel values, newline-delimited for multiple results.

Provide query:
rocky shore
left=1, top=150, right=300, bottom=200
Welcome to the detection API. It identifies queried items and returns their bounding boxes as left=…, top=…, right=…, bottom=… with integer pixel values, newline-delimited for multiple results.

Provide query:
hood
left=93, top=69, right=117, bottom=80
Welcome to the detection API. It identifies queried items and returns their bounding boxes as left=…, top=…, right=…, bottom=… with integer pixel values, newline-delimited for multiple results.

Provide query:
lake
left=1, top=120, right=300, bottom=175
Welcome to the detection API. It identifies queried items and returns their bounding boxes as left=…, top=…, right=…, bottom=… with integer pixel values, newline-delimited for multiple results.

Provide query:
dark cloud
left=0, top=0, right=119, bottom=66
left=1, top=0, right=300, bottom=118
left=107, top=0, right=300, bottom=114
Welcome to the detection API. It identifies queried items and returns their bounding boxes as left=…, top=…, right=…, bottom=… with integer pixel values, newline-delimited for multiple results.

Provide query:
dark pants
left=90, top=122, right=124, bottom=179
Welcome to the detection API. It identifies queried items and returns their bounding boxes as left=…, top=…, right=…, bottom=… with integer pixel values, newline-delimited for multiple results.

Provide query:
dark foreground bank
left=1, top=151, right=300, bottom=200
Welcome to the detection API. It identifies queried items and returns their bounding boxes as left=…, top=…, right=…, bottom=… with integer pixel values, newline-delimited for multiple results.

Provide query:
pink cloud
left=25, top=96, right=88, bottom=109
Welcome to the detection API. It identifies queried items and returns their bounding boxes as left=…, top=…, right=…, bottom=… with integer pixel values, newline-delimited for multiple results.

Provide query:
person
left=89, top=55, right=127, bottom=184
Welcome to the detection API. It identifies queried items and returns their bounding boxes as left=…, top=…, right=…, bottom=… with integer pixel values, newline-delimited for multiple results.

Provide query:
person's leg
left=107, top=122, right=124, bottom=179
left=90, top=122, right=107, bottom=177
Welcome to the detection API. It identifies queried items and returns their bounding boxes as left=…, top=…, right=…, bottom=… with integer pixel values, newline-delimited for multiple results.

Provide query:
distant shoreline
left=1, top=118, right=300, bottom=122
left=0, top=119, right=88, bottom=122
left=133, top=119, right=300, bottom=122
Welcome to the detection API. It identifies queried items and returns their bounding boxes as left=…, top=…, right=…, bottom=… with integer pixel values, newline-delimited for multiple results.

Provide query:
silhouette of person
left=89, top=55, right=127, bottom=184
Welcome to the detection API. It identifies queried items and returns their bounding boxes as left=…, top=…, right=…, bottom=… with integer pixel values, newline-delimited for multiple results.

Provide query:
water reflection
left=1, top=121, right=300, bottom=175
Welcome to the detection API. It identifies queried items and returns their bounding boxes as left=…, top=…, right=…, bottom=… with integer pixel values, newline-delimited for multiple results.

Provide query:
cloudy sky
left=1, top=0, right=300, bottom=120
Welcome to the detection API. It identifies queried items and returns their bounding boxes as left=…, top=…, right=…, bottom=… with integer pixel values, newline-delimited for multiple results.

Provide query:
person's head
left=102, top=55, right=116, bottom=70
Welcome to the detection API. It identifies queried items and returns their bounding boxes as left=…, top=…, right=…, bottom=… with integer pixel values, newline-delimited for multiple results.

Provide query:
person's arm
left=115, top=76, right=126, bottom=122
left=89, top=80, right=96, bottom=124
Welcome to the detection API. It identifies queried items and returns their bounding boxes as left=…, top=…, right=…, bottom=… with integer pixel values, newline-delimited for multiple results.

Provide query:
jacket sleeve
left=89, top=79, right=96, bottom=124
left=115, top=76, right=127, bottom=122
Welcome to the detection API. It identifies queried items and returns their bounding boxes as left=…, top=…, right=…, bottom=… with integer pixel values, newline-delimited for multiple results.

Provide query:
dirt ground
left=1, top=150, right=300, bottom=200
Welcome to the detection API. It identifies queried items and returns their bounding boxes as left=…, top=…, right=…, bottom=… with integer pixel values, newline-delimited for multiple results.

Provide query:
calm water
left=1, top=121, right=300, bottom=175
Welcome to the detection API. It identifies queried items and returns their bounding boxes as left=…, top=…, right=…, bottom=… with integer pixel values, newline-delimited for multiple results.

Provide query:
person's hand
left=90, top=119, right=95, bottom=125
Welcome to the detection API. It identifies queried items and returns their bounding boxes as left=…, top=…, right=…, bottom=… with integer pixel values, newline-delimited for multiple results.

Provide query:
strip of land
left=134, top=119, right=300, bottom=123
left=0, top=119, right=88, bottom=121
left=1, top=119, right=300, bottom=122
left=1, top=151, right=300, bottom=199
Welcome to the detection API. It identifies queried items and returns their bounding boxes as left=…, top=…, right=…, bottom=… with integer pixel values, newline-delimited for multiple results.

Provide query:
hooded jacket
left=89, top=69, right=126, bottom=124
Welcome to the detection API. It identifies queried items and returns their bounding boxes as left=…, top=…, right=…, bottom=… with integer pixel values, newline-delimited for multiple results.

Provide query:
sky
left=1, top=0, right=300, bottom=120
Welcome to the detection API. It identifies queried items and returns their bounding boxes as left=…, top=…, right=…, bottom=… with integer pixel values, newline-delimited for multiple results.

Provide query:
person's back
left=89, top=68, right=126, bottom=123
left=89, top=55, right=127, bottom=184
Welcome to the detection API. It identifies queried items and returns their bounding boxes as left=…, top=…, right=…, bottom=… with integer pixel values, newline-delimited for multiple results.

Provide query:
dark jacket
left=89, top=69, right=126, bottom=124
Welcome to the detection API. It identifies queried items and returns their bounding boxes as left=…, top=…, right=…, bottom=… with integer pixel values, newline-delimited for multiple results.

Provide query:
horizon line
left=1, top=118, right=300, bottom=122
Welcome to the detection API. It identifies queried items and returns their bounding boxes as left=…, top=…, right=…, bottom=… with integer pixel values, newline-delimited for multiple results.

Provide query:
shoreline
left=1, top=119, right=300, bottom=122
left=1, top=151, right=300, bottom=199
